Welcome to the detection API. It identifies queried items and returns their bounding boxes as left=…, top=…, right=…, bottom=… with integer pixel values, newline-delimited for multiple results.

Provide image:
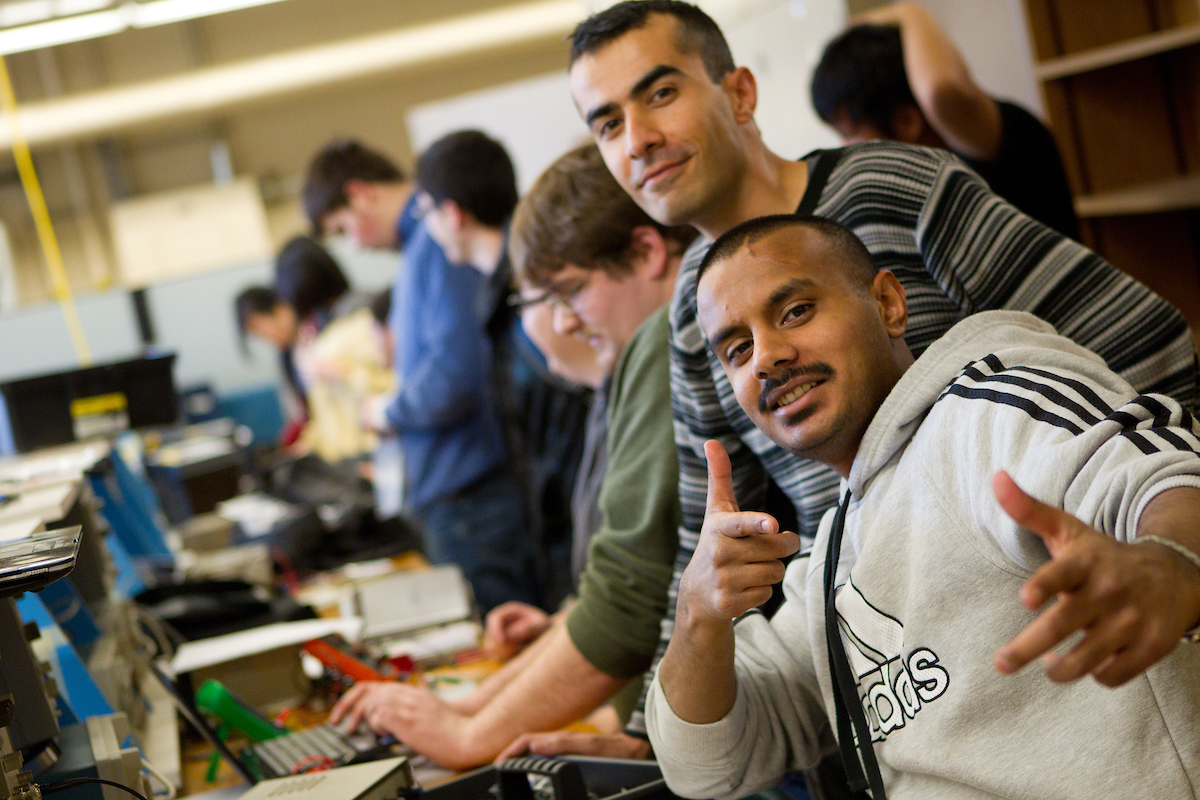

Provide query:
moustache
left=759, top=363, right=835, bottom=414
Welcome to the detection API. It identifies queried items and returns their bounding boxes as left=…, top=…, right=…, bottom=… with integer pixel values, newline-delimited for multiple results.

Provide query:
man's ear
left=872, top=270, right=908, bottom=340
left=442, top=199, right=468, bottom=230
left=724, top=66, right=758, bottom=124
left=343, top=178, right=373, bottom=206
left=889, top=104, right=927, bottom=145
left=628, top=225, right=669, bottom=279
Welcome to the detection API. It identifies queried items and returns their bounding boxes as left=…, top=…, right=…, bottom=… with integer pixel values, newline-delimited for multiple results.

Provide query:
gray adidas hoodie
left=646, top=311, right=1200, bottom=799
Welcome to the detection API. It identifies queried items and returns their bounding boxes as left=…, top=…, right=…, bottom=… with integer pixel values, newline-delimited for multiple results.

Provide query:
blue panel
left=216, top=385, right=285, bottom=445
left=36, top=580, right=101, bottom=648
left=103, top=533, right=146, bottom=598
left=15, top=596, right=112, bottom=721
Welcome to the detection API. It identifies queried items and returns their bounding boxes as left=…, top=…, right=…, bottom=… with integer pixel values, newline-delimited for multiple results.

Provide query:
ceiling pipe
left=0, top=0, right=586, bottom=152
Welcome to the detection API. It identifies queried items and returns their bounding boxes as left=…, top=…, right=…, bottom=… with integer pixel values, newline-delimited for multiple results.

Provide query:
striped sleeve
left=824, top=143, right=1198, bottom=405
left=927, top=351, right=1200, bottom=569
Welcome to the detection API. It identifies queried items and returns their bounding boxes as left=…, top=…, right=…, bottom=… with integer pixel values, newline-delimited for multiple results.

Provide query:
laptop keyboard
left=251, top=725, right=359, bottom=778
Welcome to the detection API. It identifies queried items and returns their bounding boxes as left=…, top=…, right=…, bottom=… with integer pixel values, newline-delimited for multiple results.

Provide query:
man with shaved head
left=647, top=214, right=1200, bottom=799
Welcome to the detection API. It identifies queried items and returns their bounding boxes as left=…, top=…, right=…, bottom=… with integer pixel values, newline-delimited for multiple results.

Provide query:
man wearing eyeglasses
left=331, top=142, right=694, bottom=769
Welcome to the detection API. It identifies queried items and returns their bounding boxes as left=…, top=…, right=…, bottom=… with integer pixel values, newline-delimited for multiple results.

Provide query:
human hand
left=360, top=394, right=390, bottom=432
left=484, top=602, right=551, bottom=660
left=992, top=471, right=1200, bottom=687
left=677, top=440, right=800, bottom=626
left=496, top=731, right=651, bottom=762
left=329, top=682, right=482, bottom=769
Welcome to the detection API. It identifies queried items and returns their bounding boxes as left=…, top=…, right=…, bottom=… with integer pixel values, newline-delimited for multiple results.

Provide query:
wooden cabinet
left=1023, top=0, right=1200, bottom=350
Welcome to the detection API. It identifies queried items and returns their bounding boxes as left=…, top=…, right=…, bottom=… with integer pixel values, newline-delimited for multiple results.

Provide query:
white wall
left=715, top=0, right=844, bottom=158
left=406, top=0, right=846, bottom=189
left=920, top=0, right=1043, bottom=117
left=407, top=71, right=590, bottom=194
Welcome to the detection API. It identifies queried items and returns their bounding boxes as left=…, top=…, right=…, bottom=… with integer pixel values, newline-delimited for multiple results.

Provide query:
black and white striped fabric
left=942, top=352, right=1200, bottom=458
left=625, top=141, right=1199, bottom=738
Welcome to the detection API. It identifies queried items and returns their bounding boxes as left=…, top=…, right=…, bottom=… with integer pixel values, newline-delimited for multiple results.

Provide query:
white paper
left=170, top=617, right=364, bottom=673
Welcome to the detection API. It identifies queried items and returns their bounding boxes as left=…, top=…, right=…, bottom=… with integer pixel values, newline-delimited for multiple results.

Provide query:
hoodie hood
left=847, top=310, right=1109, bottom=497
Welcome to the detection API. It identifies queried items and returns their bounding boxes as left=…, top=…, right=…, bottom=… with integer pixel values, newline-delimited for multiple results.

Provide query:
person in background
left=365, top=289, right=404, bottom=517
left=330, top=142, right=691, bottom=769
left=303, top=138, right=532, bottom=614
left=412, top=130, right=593, bottom=612
left=810, top=2, right=1079, bottom=239
left=234, top=285, right=307, bottom=446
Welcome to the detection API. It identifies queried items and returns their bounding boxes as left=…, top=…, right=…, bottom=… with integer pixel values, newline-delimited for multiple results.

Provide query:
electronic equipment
left=248, top=724, right=361, bottom=778
left=236, top=757, right=417, bottom=800
left=145, top=663, right=256, bottom=785
left=302, top=635, right=399, bottom=683
left=354, top=565, right=473, bottom=639
left=424, top=756, right=679, bottom=800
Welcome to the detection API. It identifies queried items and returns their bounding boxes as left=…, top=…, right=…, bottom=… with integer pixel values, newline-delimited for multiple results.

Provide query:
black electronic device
left=424, top=756, right=679, bottom=800
left=0, top=354, right=178, bottom=453
left=134, top=580, right=315, bottom=641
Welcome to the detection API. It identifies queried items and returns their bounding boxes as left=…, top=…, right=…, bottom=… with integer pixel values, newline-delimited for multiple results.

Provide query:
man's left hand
left=992, top=471, right=1200, bottom=687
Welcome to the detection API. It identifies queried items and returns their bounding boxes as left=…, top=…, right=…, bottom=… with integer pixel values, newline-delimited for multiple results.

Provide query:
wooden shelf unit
left=1036, top=23, right=1200, bottom=79
left=1024, top=0, right=1200, bottom=351
left=1075, top=174, right=1200, bottom=218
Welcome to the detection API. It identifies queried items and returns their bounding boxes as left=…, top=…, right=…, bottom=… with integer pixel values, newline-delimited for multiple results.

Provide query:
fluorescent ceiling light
left=0, top=0, right=586, bottom=149
left=0, top=7, right=125, bottom=53
left=0, top=1, right=56, bottom=27
left=0, top=0, right=289, bottom=55
left=130, top=0, right=289, bottom=28
left=56, top=0, right=114, bottom=15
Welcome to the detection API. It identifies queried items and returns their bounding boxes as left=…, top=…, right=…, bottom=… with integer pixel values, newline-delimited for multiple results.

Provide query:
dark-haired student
left=410, top=129, right=593, bottom=613
left=564, top=0, right=1198, bottom=756
left=811, top=2, right=1078, bottom=239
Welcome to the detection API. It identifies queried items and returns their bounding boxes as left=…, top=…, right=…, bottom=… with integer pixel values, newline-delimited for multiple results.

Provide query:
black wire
left=39, top=777, right=150, bottom=800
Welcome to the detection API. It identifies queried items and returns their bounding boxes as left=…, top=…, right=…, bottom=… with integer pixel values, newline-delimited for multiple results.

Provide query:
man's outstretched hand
left=992, top=471, right=1200, bottom=687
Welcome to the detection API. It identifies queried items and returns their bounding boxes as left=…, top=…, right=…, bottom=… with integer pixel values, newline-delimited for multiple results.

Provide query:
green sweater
left=566, top=306, right=680, bottom=716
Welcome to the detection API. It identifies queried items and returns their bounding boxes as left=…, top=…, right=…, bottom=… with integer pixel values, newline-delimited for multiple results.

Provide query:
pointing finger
left=705, top=439, right=740, bottom=514
left=992, top=470, right=1083, bottom=557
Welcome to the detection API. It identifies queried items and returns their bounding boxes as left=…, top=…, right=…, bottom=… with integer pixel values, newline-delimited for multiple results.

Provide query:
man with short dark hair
left=810, top=2, right=1078, bottom=239
left=302, top=138, right=528, bottom=613
left=565, top=0, right=1198, bottom=753
left=647, top=214, right=1200, bottom=799
left=411, top=130, right=592, bottom=613
left=303, top=139, right=410, bottom=249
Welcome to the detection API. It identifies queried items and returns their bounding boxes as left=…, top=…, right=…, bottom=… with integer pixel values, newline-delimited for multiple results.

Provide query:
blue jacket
left=385, top=196, right=507, bottom=510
